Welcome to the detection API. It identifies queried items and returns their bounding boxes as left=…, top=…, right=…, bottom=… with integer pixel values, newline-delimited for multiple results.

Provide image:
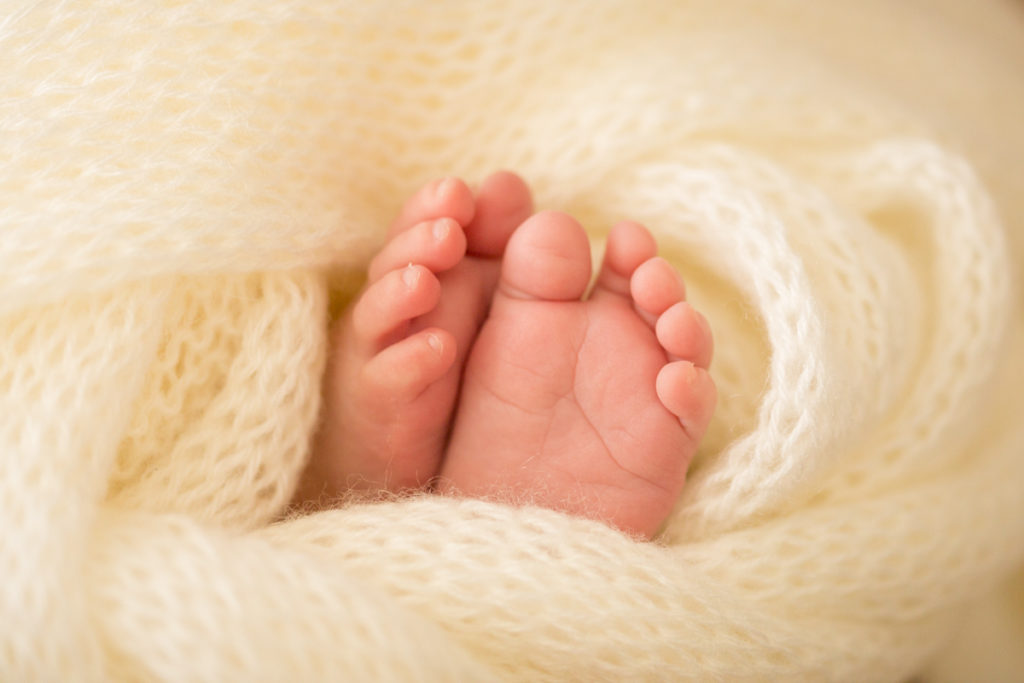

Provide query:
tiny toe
left=362, top=328, right=457, bottom=399
left=656, top=302, right=714, bottom=369
left=351, top=265, right=441, bottom=347
left=656, top=361, right=717, bottom=445
left=465, top=171, right=534, bottom=257
left=630, top=257, right=686, bottom=325
left=595, top=220, right=657, bottom=297
left=389, top=177, right=475, bottom=236
left=368, top=218, right=467, bottom=282
left=499, top=210, right=592, bottom=301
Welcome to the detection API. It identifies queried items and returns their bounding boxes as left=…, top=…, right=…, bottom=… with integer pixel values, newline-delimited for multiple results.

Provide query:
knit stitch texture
left=2, top=1, right=1024, bottom=681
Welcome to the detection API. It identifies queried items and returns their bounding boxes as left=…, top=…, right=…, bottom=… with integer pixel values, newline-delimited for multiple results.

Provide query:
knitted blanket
left=3, top=1, right=1024, bottom=680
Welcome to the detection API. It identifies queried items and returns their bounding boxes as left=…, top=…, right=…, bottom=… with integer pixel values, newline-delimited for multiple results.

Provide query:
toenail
left=432, top=218, right=451, bottom=241
left=402, top=264, right=420, bottom=288
left=426, top=333, right=443, bottom=354
left=435, top=177, right=456, bottom=200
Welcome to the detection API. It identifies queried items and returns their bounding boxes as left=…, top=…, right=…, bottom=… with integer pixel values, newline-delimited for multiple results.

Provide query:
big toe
left=499, top=211, right=593, bottom=301
left=466, top=171, right=534, bottom=258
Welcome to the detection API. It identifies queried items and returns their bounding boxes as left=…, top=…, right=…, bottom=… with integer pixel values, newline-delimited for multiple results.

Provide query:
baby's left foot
left=438, top=212, right=716, bottom=538
left=295, top=174, right=532, bottom=504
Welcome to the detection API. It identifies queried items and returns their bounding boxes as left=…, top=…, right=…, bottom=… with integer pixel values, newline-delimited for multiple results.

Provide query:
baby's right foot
left=295, top=173, right=533, bottom=503
left=438, top=212, right=716, bottom=538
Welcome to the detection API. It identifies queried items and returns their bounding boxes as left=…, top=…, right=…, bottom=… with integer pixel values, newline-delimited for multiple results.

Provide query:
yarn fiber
left=2, top=1, right=1023, bottom=680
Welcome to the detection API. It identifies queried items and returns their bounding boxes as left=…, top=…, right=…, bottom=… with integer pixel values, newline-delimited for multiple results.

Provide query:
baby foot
left=438, top=212, right=716, bottom=538
left=295, top=173, right=533, bottom=503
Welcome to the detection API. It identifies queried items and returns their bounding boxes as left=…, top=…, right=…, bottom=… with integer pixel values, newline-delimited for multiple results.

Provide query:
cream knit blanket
left=3, top=1, right=1024, bottom=681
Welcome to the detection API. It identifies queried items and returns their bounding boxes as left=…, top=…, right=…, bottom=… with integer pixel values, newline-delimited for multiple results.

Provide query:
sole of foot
left=294, top=172, right=533, bottom=504
left=438, top=211, right=716, bottom=538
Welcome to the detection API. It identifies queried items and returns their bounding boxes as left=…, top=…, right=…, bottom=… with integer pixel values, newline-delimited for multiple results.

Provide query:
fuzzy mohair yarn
left=2, top=1, right=1024, bottom=681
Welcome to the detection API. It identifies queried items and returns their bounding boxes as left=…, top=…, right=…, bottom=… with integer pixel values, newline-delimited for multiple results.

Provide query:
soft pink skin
left=295, top=173, right=533, bottom=503
left=297, top=175, right=716, bottom=540
left=438, top=212, right=716, bottom=538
